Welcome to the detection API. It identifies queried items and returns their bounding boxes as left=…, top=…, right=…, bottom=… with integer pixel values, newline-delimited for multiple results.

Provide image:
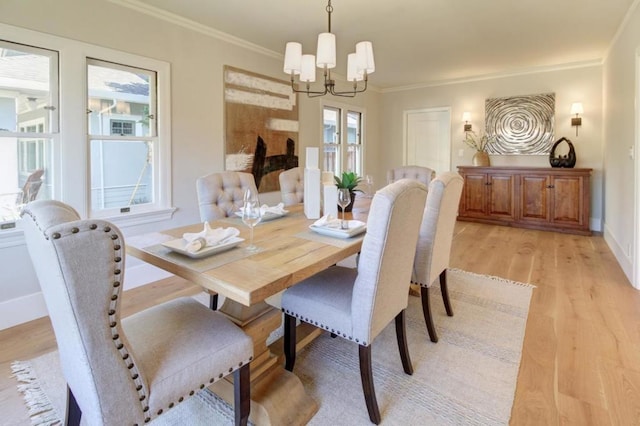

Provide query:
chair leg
left=65, top=385, right=81, bottom=426
left=359, top=345, right=381, bottom=424
left=440, top=270, right=454, bottom=317
left=420, top=286, right=439, bottom=343
left=284, top=313, right=297, bottom=372
left=209, top=293, right=218, bottom=310
left=394, top=310, right=413, bottom=375
left=234, top=363, right=250, bottom=426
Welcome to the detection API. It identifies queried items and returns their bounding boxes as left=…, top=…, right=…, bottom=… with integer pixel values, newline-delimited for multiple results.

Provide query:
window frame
left=321, top=101, right=366, bottom=178
left=0, top=23, right=174, bottom=247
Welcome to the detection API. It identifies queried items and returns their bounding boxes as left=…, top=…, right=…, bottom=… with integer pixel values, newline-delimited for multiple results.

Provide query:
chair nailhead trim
left=71, top=227, right=79, bottom=233
left=90, top=224, right=97, bottom=229
left=52, top=232, right=61, bottom=239
left=103, top=226, right=111, bottom=232
left=283, top=310, right=369, bottom=346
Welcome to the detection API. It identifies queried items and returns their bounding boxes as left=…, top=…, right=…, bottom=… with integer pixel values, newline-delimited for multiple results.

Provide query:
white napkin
left=313, top=214, right=342, bottom=228
left=260, top=202, right=287, bottom=215
left=183, top=223, right=240, bottom=253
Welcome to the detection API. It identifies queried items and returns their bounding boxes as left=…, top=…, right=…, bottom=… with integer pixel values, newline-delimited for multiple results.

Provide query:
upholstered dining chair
left=278, top=167, right=304, bottom=206
left=281, top=179, right=428, bottom=424
left=196, top=171, right=259, bottom=309
left=386, top=165, right=435, bottom=186
left=411, top=172, right=464, bottom=343
left=21, top=200, right=253, bottom=426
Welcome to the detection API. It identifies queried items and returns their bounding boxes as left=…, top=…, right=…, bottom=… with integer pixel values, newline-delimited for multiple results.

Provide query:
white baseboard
left=0, top=263, right=172, bottom=331
left=590, top=216, right=603, bottom=232
left=0, top=291, right=48, bottom=331
left=603, top=223, right=634, bottom=285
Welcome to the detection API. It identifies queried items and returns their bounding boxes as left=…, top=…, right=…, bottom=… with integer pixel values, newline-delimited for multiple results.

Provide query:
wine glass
left=364, top=174, right=374, bottom=198
left=242, top=189, right=262, bottom=251
left=337, top=188, right=351, bottom=230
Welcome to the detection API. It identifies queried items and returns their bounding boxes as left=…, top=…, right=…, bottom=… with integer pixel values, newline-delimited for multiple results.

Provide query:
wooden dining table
left=126, top=201, right=370, bottom=425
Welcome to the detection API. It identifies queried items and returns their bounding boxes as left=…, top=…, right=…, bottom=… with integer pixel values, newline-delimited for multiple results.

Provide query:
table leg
left=209, top=299, right=318, bottom=425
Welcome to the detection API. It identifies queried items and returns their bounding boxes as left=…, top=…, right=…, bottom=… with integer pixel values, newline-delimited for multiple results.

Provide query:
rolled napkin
left=313, top=214, right=342, bottom=228
left=183, top=222, right=240, bottom=253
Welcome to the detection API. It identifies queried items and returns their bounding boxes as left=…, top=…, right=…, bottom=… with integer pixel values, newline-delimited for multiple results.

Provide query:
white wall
left=0, top=0, right=380, bottom=329
left=602, top=1, right=640, bottom=286
left=380, top=66, right=605, bottom=230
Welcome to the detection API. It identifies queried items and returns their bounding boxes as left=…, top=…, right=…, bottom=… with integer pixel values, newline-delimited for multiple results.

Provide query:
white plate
left=234, top=210, right=288, bottom=222
left=161, top=237, right=244, bottom=258
left=309, top=220, right=367, bottom=239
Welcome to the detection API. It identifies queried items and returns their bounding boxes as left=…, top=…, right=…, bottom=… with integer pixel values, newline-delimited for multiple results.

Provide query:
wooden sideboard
left=457, top=166, right=592, bottom=235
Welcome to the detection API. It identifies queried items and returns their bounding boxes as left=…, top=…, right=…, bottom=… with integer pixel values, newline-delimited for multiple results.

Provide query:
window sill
left=0, top=207, right=177, bottom=248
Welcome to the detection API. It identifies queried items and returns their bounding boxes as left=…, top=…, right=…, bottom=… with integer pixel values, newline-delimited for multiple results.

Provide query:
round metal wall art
left=485, top=93, right=555, bottom=155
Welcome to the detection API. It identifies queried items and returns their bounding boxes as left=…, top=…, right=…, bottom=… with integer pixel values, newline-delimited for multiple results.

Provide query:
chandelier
left=283, top=0, right=375, bottom=98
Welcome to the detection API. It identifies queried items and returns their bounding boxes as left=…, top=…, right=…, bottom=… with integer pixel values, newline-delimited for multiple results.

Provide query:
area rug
left=12, top=268, right=534, bottom=425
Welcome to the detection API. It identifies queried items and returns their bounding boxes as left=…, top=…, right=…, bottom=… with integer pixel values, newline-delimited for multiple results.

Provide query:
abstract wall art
left=485, top=93, right=555, bottom=155
left=224, top=66, right=299, bottom=192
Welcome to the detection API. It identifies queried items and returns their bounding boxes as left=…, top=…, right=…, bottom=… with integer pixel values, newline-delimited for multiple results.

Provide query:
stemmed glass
left=337, top=188, right=351, bottom=230
left=364, top=174, right=374, bottom=198
left=242, top=188, right=262, bottom=251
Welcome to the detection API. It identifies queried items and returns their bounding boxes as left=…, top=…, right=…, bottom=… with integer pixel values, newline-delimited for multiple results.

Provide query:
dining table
left=126, top=200, right=371, bottom=425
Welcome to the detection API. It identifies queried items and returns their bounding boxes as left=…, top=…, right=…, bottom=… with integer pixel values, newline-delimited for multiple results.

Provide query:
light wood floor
left=1, top=221, right=639, bottom=425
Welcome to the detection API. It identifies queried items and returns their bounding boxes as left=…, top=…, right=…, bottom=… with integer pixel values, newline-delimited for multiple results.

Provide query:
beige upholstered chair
left=411, top=172, right=464, bottom=342
left=21, top=200, right=253, bottom=426
left=281, top=180, right=428, bottom=424
left=196, top=171, right=258, bottom=221
left=196, top=171, right=259, bottom=309
left=387, top=165, right=435, bottom=186
left=279, top=167, right=304, bottom=206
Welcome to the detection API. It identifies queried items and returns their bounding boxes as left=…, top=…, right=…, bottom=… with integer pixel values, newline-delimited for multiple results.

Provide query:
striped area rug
left=13, top=268, right=533, bottom=425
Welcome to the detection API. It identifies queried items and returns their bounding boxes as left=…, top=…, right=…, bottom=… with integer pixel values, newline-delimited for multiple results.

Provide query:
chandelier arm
left=329, top=76, right=369, bottom=97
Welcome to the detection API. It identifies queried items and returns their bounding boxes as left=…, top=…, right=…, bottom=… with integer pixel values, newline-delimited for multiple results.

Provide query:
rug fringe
left=449, top=267, right=537, bottom=289
left=11, top=360, right=60, bottom=426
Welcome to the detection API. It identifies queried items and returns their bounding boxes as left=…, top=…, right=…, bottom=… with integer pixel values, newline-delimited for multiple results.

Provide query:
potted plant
left=463, top=130, right=495, bottom=166
left=334, top=171, right=362, bottom=212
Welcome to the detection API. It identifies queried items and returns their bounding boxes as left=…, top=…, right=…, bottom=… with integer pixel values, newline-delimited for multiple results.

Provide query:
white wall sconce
left=462, top=112, right=472, bottom=132
left=570, top=102, right=583, bottom=136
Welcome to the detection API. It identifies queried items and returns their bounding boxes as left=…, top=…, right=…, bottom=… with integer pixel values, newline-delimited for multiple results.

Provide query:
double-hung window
left=0, top=40, right=58, bottom=227
left=87, top=59, right=158, bottom=215
left=322, top=103, right=364, bottom=177
left=0, top=23, right=172, bottom=239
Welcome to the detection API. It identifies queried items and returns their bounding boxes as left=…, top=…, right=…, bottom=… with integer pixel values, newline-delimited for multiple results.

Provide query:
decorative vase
left=472, top=151, right=490, bottom=167
left=337, top=191, right=356, bottom=213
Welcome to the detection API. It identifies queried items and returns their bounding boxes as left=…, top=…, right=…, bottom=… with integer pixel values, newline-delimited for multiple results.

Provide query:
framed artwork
left=485, top=93, right=555, bottom=155
left=224, top=66, right=299, bottom=192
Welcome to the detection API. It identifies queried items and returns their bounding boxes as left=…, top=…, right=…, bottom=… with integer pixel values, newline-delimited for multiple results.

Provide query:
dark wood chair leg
left=394, top=310, right=413, bottom=375
left=65, top=385, right=81, bottom=426
left=284, top=313, right=297, bottom=372
left=234, top=363, right=250, bottom=426
left=209, top=293, right=218, bottom=311
left=359, top=345, right=381, bottom=425
left=420, top=286, right=439, bottom=343
left=440, top=270, right=454, bottom=317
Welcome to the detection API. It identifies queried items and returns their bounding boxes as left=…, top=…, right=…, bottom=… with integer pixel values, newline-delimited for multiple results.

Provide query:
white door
left=404, top=108, right=451, bottom=174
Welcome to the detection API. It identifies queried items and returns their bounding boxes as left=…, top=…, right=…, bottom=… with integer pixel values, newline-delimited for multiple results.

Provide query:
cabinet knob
left=546, top=184, right=554, bottom=188
left=485, top=182, right=492, bottom=185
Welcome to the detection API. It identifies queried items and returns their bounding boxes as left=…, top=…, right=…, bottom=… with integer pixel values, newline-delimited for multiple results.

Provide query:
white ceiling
left=125, top=0, right=635, bottom=90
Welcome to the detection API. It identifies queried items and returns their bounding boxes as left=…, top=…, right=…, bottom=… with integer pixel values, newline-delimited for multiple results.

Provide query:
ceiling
left=126, top=0, right=635, bottom=90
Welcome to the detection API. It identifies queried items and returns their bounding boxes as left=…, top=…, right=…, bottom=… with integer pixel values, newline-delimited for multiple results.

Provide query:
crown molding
left=603, top=0, right=640, bottom=62
left=107, top=0, right=282, bottom=60
left=380, top=59, right=603, bottom=93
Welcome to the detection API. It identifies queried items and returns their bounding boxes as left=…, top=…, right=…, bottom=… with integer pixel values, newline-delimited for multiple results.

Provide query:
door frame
left=402, top=107, right=452, bottom=172
left=634, top=48, right=640, bottom=289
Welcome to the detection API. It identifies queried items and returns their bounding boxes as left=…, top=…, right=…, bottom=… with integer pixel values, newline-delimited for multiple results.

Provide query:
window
left=0, top=40, right=57, bottom=224
left=0, top=23, right=172, bottom=238
left=88, top=59, right=158, bottom=214
left=322, top=104, right=364, bottom=177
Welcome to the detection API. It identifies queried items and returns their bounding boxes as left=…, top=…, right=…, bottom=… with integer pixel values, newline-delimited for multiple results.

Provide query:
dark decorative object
left=485, top=93, right=555, bottom=155
left=549, top=137, right=576, bottom=168
left=252, top=137, right=298, bottom=188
